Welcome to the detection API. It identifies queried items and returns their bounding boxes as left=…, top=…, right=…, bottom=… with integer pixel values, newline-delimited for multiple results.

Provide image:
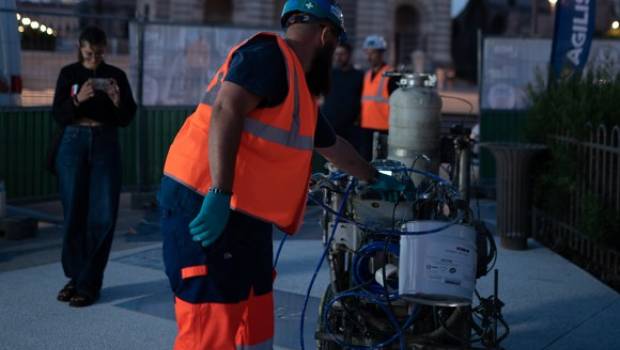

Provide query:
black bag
left=45, top=128, right=64, bottom=176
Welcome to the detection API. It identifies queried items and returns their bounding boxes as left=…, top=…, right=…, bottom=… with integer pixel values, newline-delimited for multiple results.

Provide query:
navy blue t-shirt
left=321, top=67, right=364, bottom=133
left=224, top=35, right=337, bottom=148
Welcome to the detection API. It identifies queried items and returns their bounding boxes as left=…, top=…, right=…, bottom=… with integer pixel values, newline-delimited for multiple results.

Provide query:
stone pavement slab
left=1, top=198, right=619, bottom=350
left=475, top=239, right=620, bottom=350
left=0, top=250, right=176, bottom=350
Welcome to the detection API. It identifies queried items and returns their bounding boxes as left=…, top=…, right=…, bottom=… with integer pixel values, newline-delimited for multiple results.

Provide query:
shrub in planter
left=526, top=69, right=620, bottom=250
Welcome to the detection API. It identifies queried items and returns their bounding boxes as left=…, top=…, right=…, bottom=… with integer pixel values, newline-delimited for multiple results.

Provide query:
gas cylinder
left=387, top=73, right=442, bottom=183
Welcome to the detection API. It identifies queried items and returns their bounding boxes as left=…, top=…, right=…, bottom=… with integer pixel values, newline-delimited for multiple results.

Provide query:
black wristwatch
left=208, top=187, right=233, bottom=196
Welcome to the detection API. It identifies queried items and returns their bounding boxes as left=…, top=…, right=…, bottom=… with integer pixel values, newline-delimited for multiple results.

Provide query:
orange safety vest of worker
left=360, top=64, right=393, bottom=131
left=163, top=32, right=317, bottom=234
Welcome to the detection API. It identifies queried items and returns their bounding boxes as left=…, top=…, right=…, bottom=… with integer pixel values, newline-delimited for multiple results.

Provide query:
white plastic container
left=399, top=221, right=477, bottom=307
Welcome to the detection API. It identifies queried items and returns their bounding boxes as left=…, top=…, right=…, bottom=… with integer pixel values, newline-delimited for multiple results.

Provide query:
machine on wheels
left=312, top=161, right=507, bottom=350
left=312, top=73, right=508, bottom=350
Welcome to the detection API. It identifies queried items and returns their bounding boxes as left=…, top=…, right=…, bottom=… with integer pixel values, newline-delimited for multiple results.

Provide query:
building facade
left=136, top=0, right=453, bottom=69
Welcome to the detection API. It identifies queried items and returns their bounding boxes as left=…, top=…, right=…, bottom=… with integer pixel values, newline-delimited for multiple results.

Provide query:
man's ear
left=320, top=26, right=330, bottom=47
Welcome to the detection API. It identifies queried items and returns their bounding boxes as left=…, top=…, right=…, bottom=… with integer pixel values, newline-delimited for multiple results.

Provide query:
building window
left=394, top=4, right=421, bottom=66
left=204, top=0, right=233, bottom=24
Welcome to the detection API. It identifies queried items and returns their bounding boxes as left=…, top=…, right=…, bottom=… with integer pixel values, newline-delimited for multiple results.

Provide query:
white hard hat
left=363, top=35, right=387, bottom=50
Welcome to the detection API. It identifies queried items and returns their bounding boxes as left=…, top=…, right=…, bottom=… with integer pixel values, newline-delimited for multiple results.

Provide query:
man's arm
left=388, top=76, right=399, bottom=95
left=316, top=136, right=377, bottom=182
left=209, top=81, right=262, bottom=192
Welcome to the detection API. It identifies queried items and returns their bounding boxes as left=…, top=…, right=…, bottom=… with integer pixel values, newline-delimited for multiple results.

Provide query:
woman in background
left=52, top=26, right=136, bottom=307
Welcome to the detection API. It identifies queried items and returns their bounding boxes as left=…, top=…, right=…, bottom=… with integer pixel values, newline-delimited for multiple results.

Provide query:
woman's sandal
left=57, top=283, right=76, bottom=302
left=69, top=292, right=99, bottom=307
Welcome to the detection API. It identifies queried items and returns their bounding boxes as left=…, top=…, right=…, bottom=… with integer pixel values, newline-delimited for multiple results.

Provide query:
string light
left=16, top=16, right=55, bottom=36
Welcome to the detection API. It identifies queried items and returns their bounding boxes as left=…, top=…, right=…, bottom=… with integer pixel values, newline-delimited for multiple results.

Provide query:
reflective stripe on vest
left=361, top=65, right=392, bottom=131
left=163, top=32, right=317, bottom=234
left=362, top=73, right=389, bottom=103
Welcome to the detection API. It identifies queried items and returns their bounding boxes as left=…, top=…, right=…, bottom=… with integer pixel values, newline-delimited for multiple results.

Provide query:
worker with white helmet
left=360, top=34, right=398, bottom=160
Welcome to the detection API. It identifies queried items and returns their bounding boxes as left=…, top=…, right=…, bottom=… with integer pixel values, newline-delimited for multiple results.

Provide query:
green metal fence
left=479, top=109, right=529, bottom=184
left=1, top=105, right=338, bottom=202
left=0, top=107, right=58, bottom=201
left=139, top=107, right=194, bottom=188
left=2, top=107, right=531, bottom=201
left=0, top=106, right=193, bottom=201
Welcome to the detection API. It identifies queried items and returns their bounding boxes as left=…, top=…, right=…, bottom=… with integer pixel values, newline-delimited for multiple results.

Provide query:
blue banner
left=549, top=0, right=596, bottom=80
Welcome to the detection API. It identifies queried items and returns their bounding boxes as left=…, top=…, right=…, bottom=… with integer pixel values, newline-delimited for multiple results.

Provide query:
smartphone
left=91, top=78, right=110, bottom=91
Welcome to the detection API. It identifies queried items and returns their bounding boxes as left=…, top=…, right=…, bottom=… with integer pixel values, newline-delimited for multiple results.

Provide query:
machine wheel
left=316, top=286, right=341, bottom=350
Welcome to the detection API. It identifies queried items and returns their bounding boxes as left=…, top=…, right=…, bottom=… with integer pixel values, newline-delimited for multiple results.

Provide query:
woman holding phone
left=52, top=26, right=136, bottom=307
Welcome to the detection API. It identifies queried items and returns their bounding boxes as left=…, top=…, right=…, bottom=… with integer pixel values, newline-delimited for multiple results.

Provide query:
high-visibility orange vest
left=360, top=64, right=392, bottom=131
left=163, top=33, right=317, bottom=234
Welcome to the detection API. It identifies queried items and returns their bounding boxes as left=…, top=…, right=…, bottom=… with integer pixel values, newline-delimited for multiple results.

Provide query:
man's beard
left=306, top=44, right=335, bottom=97
left=336, top=59, right=350, bottom=70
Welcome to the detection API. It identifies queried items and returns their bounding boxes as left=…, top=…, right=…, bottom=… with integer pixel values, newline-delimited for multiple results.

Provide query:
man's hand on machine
left=189, top=189, right=232, bottom=248
left=367, top=171, right=406, bottom=203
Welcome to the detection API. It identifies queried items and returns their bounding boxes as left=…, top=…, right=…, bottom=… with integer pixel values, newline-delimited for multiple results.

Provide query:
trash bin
left=482, top=143, right=546, bottom=250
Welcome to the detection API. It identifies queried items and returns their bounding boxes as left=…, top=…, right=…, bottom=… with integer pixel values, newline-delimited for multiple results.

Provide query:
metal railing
left=552, top=124, right=620, bottom=227
left=533, top=124, right=620, bottom=287
left=533, top=209, right=620, bottom=287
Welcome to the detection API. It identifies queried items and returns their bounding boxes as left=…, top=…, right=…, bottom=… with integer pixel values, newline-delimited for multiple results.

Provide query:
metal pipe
left=456, top=138, right=471, bottom=205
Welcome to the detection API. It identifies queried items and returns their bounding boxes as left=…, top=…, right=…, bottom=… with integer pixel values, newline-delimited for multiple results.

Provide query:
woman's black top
left=52, top=62, right=137, bottom=127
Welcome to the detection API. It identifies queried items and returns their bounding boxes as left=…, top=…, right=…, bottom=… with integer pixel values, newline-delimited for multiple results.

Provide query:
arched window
left=204, top=0, right=233, bottom=24
left=394, top=5, right=421, bottom=66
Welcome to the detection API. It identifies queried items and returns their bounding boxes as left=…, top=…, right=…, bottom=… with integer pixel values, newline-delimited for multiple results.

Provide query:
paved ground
left=0, top=195, right=618, bottom=350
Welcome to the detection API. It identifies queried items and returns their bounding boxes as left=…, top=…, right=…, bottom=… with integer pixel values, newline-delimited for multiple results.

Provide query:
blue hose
left=310, top=166, right=462, bottom=237
left=300, top=180, right=355, bottom=350
left=352, top=241, right=400, bottom=301
left=273, top=232, right=288, bottom=268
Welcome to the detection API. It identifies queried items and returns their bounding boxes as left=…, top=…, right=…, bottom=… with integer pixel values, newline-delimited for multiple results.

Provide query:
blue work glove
left=189, top=191, right=232, bottom=248
left=368, top=172, right=406, bottom=202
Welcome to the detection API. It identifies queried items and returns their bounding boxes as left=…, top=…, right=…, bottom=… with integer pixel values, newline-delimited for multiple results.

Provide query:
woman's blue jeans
left=55, top=125, right=121, bottom=297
